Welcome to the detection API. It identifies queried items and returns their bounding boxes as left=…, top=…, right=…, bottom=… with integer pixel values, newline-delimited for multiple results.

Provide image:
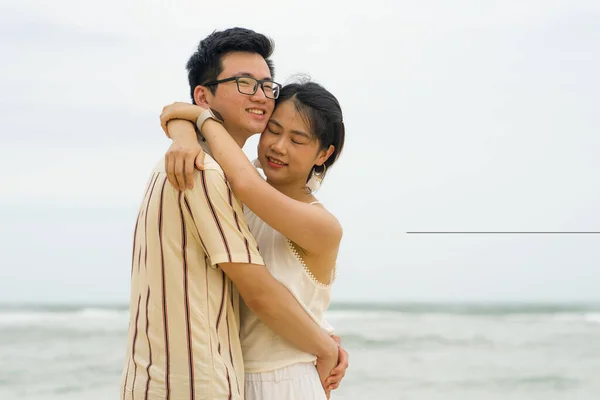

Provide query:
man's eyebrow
left=236, top=72, right=273, bottom=81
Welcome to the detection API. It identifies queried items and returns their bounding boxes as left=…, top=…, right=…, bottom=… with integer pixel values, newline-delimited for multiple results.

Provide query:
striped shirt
left=120, top=152, right=264, bottom=400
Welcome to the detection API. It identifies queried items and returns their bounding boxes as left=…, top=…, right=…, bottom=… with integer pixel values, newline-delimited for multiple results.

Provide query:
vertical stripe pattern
left=157, top=177, right=170, bottom=399
left=120, top=160, right=264, bottom=400
left=144, top=287, right=152, bottom=400
left=228, top=187, right=252, bottom=263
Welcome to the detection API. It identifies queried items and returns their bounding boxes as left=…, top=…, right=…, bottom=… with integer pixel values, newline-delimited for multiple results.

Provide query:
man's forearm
left=245, top=277, right=336, bottom=359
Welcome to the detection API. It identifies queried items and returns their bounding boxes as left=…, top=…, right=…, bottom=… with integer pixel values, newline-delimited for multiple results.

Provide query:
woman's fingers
left=195, top=152, right=205, bottom=171
left=165, top=151, right=177, bottom=188
left=174, top=154, right=186, bottom=190
left=184, top=152, right=196, bottom=189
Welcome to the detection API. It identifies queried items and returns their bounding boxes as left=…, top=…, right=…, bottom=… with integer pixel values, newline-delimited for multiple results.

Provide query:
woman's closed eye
left=267, top=126, right=307, bottom=144
left=290, top=133, right=310, bottom=145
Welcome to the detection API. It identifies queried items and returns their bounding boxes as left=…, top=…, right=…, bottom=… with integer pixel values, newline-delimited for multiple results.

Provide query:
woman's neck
left=266, top=178, right=313, bottom=203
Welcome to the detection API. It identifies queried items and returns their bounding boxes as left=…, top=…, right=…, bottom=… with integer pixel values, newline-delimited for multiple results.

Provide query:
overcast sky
left=1, top=0, right=599, bottom=304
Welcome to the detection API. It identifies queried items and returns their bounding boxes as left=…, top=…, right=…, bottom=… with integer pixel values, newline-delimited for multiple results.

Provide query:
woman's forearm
left=202, top=120, right=263, bottom=198
left=167, top=119, right=197, bottom=141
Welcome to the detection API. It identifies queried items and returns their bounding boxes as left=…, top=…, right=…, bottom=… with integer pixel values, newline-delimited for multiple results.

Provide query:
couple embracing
left=121, top=27, right=349, bottom=400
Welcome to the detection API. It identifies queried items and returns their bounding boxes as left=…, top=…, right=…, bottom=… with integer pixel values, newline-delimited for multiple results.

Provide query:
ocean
left=1, top=302, right=599, bottom=400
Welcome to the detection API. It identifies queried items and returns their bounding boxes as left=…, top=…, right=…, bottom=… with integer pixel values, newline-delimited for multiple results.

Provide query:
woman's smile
left=266, top=156, right=288, bottom=168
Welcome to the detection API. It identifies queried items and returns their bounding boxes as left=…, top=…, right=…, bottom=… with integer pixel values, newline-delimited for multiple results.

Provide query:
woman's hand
left=160, top=102, right=206, bottom=137
left=316, top=339, right=339, bottom=399
left=164, top=123, right=206, bottom=190
left=159, top=102, right=207, bottom=190
left=325, top=335, right=349, bottom=391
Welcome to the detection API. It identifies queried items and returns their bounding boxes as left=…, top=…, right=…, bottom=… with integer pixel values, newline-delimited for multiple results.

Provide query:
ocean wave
left=77, top=307, right=128, bottom=319
left=338, top=332, right=494, bottom=349
left=498, top=312, right=600, bottom=324
left=415, top=374, right=581, bottom=390
left=0, top=307, right=128, bottom=329
left=324, top=310, right=403, bottom=320
left=583, top=313, right=600, bottom=324
left=328, top=302, right=600, bottom=315
left=325, top=309, right=600, bottom=326
left=2, top=304, right=599, bottom=328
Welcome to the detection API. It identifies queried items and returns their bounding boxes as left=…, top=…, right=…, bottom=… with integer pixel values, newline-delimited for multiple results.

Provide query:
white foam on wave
left=0, top=311, right=65, bottom=325
left=498, top=312, right=600, bottom=325
left=324, top=309, right=600, bottom=326
left=77, top=308, right=128, bottom=319
left=325, top=310, right=407, bottom=321
left=546, top=312, right=600, bottom=324
left=583, top=313, right=600, bottom=324
left=0, top=308, right=129, bottom=329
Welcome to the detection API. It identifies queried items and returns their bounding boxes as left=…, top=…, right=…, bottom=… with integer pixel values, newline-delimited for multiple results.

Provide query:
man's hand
left=326, top=335, right=349, bottom=391
left=315, top=338, right=339, bottom=399
left=164, top=120, right=205, bottom=190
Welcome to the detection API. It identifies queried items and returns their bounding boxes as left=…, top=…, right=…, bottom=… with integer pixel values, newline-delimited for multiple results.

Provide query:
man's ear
left=193, top=85, right=211, bottom=107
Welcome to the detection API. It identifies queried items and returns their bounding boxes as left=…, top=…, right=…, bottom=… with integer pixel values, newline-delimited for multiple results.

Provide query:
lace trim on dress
left=286, top=238, right=336, bottom=288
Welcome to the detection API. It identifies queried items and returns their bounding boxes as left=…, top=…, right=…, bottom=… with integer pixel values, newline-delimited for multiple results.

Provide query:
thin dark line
left=142, top=172, right=156, bottom=200
left=216, top=271, right=232, bottom=400
left=201, top=170, right=232, bottom=261
left=216, top=274, right=226, bottom=353
left=226, top=307, right=240, bottom=397
left=144, top=288, right=152, bottom=400
left=228, top=186, right=251, bottom=263
left=144, top=174, right=160, bottom=271
left=122, top=356, right=130, bottom=400
left=205, top=255, right=215, bottom=366
left=178, top=193, right=195, bottom=400
left=131, top=295, right=142, bottom=400
left=137, top=246, right=142, bottom=273
left=407, top=232, right=600, bottom=234
left=183, top=196, right=211, bottom=260
left=157, top=177, right=170, bottom=399
left=131, top=212, right=140, bottom=278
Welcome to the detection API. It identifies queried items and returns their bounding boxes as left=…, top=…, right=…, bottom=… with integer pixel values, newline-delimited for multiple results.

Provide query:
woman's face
left=257, top=100, right=332, bottom=188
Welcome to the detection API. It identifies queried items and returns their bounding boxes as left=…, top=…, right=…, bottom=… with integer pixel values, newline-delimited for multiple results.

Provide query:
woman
left=160, top=81, right=345, bottom=400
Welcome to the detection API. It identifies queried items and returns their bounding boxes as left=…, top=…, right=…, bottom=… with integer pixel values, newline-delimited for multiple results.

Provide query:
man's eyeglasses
left=203, top=76, right=281, bottom=100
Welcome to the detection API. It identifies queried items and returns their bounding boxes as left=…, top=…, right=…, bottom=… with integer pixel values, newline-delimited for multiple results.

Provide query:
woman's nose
left=271, top=137, right=287, bottom=154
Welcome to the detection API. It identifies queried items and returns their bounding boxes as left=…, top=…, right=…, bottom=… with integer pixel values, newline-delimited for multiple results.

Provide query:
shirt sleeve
left=183, top=166, right=264, bottom=268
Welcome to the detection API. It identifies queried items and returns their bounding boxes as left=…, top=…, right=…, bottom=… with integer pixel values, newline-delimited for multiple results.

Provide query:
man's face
left=205, top=52, right=275, bottom=139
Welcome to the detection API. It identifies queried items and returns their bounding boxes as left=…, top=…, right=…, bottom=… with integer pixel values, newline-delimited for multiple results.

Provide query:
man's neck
left=226, top=125, right=248, bottom=148
left=198, top=125, right=247, bottom=160
left=230, top=133, right=246, bottom=148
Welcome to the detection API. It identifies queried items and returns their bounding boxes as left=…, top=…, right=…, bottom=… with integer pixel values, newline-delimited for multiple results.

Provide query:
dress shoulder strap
left=309, top=201, right=322, bottom=205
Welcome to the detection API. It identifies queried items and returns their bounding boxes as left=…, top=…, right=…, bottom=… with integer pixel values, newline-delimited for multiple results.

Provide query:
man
left=121, top=28, right=347, bottom=400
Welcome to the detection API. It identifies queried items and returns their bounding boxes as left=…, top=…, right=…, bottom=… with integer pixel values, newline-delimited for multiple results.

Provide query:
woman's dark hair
left=275, top=80, right=345, bottom=181
left=186, top=28, right=275, bottom=101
